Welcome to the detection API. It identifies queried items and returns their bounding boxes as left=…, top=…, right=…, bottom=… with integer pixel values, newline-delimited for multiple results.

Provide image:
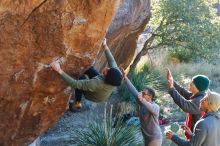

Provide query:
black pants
left=74, top=66, right=100, bottom=102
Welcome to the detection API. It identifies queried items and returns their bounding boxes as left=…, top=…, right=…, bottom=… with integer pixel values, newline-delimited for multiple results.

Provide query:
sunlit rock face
left=97, top=0, right=151, bottom=69
left=0, top=0, right=120, bottom=145
left=0, top=0, right=151, bottom=145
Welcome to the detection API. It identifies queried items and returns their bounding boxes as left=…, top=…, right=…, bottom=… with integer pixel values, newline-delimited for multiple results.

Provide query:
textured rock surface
left=96, top=0, right=151, bottom=69
left=0, top=0, right=151, bottom=145
left=0, top=0, right=120, bottom=145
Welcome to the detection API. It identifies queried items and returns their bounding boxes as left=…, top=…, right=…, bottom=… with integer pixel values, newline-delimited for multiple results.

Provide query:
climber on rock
left=51, top=38, right=122, bottom=112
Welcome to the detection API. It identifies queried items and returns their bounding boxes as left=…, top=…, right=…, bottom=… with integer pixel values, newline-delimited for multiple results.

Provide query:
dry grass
left=147, top=48, right=220, bottom=92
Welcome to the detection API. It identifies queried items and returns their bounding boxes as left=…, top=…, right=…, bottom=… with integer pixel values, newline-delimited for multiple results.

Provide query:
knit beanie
left=192, top=75, right=210, bottom=92
left=207, top=90, right=220, bottom=112
left=105, top=68, right=122, bottom=86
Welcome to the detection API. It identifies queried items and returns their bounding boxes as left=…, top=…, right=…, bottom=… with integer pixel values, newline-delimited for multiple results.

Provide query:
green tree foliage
left=168, top=47, right=193, bottom=63
left=131, top=0, right=220, bottom=70
left=152, top=0, right=220, bottom=57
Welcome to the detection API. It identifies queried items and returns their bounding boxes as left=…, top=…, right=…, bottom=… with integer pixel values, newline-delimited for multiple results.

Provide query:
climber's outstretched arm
left=51, top=62, right=99, bottom=91
left=103, top=38, right=118, bottom=68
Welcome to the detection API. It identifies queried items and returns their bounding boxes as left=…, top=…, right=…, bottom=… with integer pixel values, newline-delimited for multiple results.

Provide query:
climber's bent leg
left=84, top=66, right=100, bottom=78
left=69, top=75, right=87, bottom=111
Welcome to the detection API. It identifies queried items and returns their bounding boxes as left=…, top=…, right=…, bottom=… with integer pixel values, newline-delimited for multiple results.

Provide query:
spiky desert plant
left=73, top=105, right=142, bottom=146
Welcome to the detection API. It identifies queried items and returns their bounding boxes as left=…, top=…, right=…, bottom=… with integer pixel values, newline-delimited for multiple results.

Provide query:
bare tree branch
left=129, top=18, right=165, bottom=72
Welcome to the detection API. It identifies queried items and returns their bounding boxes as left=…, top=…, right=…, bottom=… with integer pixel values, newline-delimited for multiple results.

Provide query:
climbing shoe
left=69, top=101, right=82, bottom=112
left=74, top=101, right=82, bottom=109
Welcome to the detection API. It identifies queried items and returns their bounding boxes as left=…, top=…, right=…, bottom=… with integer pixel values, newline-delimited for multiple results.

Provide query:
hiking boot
left=69, top=101, right=82, bottom=112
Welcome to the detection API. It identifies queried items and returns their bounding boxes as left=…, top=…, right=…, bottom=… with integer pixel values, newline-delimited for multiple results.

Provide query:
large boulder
left=0, top=0, right=151, bottom=145
left=97, top=0, right=151, bottom=69
left=0, top=0, right=120, bottom=145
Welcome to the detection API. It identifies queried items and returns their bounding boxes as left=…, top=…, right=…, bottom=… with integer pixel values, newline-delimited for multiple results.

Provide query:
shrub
left=73, top=105, right=142, bottom=146
left=119, top=62, right=167, bottom=107
left=167, top=47, right=193, bottom=63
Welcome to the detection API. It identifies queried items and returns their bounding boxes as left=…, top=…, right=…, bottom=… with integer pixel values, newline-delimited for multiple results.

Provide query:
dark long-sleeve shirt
left=168, top=81, right=206, bottom=130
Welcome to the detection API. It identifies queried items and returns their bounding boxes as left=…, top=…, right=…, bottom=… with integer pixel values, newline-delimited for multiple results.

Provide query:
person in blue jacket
left=166, top=90, right=220, bottom=146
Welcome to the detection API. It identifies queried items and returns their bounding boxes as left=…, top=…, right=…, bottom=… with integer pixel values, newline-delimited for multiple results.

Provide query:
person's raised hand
left=51, top=61, right=63, bottom=74
left=166, top=67, right=174, bottom=89
left=120, top=67, right=128, bottom=80
left=103, top=38, right=107, bottom=47
left=165, top=131, right=174, bottom=140
left=138, top=92, right=144, bottom=102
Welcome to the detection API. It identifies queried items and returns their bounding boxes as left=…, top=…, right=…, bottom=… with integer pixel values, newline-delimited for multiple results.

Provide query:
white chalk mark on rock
left=14, top=69, right=25, bottom=82
left=73, top=16, right=87, bottom=25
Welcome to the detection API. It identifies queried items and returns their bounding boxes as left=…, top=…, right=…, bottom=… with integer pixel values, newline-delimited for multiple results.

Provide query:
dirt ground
left=40, top=91, right=186, bottom=146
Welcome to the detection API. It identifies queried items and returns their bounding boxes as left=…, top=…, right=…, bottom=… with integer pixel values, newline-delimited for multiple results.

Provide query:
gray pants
left=142, top=130, right=162, bottom=146
left=144, top=137, right=162, bottom=146
left=148, top=138, right=162, bottom=146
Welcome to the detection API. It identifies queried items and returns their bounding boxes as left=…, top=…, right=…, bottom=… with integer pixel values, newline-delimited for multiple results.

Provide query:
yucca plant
left=73, top=105, right=142, bottom=146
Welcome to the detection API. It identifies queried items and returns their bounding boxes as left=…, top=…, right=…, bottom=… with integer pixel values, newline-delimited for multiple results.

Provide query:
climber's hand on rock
left=120, top=67, right=128, bottom=80
left=51, top=61, right=63, bottom=74
left=103, top=38, right=110, bottom=51
left=103, top=38, right=107, bottom=46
